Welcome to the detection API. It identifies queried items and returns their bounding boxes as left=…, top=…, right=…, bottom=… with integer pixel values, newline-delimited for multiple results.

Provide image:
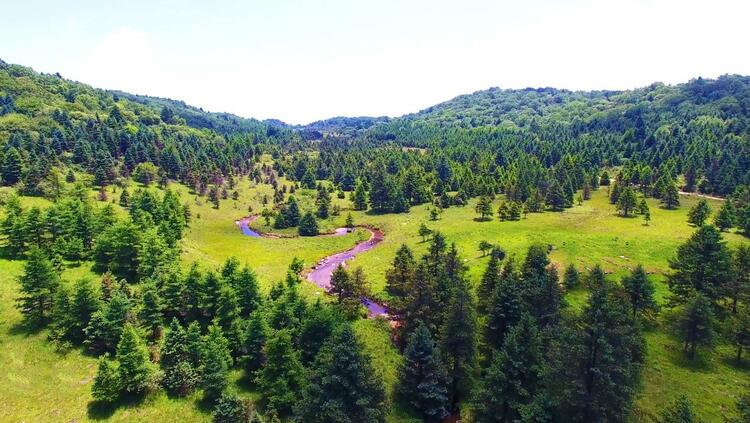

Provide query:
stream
left=236, top=216, right=388, bottom=318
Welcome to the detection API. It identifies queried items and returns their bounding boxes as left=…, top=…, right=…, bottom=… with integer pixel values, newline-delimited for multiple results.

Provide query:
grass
left=1, top=179, right=748, bottom=421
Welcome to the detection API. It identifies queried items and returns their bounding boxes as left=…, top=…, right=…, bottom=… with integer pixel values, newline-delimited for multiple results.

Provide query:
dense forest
left=2, top=58, right=750, bottom=422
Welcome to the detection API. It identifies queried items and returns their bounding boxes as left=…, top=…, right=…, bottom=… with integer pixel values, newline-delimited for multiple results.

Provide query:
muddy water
left=235, top=218, right=388, bottom=317
left=306, top=228, right=388, bottom=317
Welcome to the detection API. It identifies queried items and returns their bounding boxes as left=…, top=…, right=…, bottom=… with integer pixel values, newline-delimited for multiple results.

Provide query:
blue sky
left=2, top=0, right=749, bottom=123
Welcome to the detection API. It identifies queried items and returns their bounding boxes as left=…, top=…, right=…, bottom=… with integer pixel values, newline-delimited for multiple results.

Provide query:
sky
left=2, top=0, right=749, bottom=124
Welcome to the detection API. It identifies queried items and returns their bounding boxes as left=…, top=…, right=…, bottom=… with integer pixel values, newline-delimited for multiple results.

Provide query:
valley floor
left=0, top=180, right=746, bottom=422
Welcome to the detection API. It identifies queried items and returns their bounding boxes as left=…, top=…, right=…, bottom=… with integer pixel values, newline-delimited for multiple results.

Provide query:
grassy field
left=1, top=178, right=748, bottom=422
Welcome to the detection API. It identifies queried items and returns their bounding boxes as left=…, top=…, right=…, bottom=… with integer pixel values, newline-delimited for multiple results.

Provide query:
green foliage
left=92, top=355, right=121, bottom=403
left=257, top=329, right=305, bottom=417
left=676, top=293, right=715, bottom=359
left=295, top=325, right=386, bottom=423
left=16, top=246, right=60, bottom=324
left=622, top=265, right=658, bottom=318
left=657, top=395, right=703, bottom=423
left=668, top=225, right=732, bottom=305
left=398, top=323, right=449, bottom=422
left=116, top=323, right=157, bottom=394
left=688, top=199, right=712, bottom=226
left=297, top=211, right=319, bottom=236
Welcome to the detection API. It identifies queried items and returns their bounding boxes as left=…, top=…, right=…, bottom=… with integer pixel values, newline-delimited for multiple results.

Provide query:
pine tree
left=657, top=395, right=702, bottom=423
left=345, top=212, right=354, bottom=229
left=92, top=355, right=121, bottom=403
left=84, top=291, right=131, bottom=354
left=67, top=278, right=101, bottom=342
left=730, top=306, right=750, bottom=361
left=116, top=323, right=156, bottom=394
left=119, top=188, right=130, bottom=207
left=477, top=250, right=502, bottom=313
left=484, top=258, right=525, bottom=352
left=243, top=310, right=269, bottom=375
left=661, top=183, right=680, bottom=209
left=546, top=181, right=567, bottom=211
left=563, top=263, right=580, bottom=289
left=139, top=282, right=163, bottom=339
left=418, top=222, right=432, bottom=242
left=315, top=186, right=331, bottom=219
left=472, top=315, right=543, bottom=423
left=677, top=292, right=715, bottom=359
left=622, top=265, right=658, bottom=318
left=475, top=196, right=493, bottom=221
left=440, top=279, right=477, bottom=411
left=257, top=329, right=305, bottom=417
left=296, top=325, right=386, bottom=423
left=728, top=244, right=750, bottom=313
left=1, top=146, right=23, bottom=185
left=385, top=244, right=415, bottom=307
left=668, top=225, right=732, bottom=304
left=714, top=200, right=736, bottom=231
left=330, top=264, right=354, bottom=302
left=616, top=186, right=638, bottom=217
left=161, top=318, right=198, bottom=396
left=398, top=323, right=449, bottom=422
left=235, top=265, right=262, bottom=317
left=688, top=199, right=712, bottom=226
left=16, top=247, right=60, bottom=325
left=202, top=325, right=232, bottom=402
left=298, top=211, right=319, bottom=236
left=213, top=393, right=254, bottom=423
left=352, top=180, right=368, bottom=210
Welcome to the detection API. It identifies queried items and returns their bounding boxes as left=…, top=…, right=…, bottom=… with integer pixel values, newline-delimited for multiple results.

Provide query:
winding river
left=235, top=216, right=389, bottom=318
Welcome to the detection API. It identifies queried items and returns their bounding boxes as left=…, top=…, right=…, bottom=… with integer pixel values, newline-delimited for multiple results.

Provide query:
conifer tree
left=92, top=355, right=121, bottom=403
left=472, top=315, right=543, bottom=423
left=161, top=318, right=198, bottom=396
left=661, top=183, right=680, bottom=209
left=85, top=291, right=131, bottom=354
left=616, top=186, right=638, bottom=217
left=657, top=395, right=702, bottom=423
left=315, top=186, right=331, bottom=218
left=398, top=323, right=449, bottom=422
left=687, top=199, right=712, bottom=226
left=622, top=265, right=658, bottom=318
left=484, top=258, right=525, bottom=352
left=116, top=323, right=156, bottom=394
left=243, top=310, right=269, bottom=375
left=477, top=249, right=502, bottom=313
left=440, top=278, right=477, bottom=411
left=296, top=325, right=386, bottom=423
left=16, top=247, right=60, bottom=325
left=385, top=244, right=416, bottom=309
left=67, top=278, right=101, bottom=342
left=257, top=329, right=305, bottom=417
left=352, top=179, right=368, bottom=210
left=563, top=263, right=580, bottom=289
left=677, top=292, right=715, bottom=359
left=298, top=211, right=319, bottom=236
left=139, top=282, right=163, bottom=339
left=668, top=225, right=732, bottom=305
left=202, top=324, right=232, bottom=402
left=714, top=200, right=736, bottom=231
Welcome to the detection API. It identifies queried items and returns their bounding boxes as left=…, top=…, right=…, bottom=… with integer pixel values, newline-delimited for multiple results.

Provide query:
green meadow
left=0, top=177, right=747, bottom=422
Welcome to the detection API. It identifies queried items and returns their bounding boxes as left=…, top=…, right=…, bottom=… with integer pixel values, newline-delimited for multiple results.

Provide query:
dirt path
left=678, top=191, right=725, bottom=201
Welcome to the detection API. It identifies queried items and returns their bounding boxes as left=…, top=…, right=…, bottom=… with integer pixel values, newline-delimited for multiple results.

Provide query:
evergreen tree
left=475, top=196, right=493, bottom=220
left=668, top=225, right=732, bottom=304
left=213, top=393, right=254, bottom=423
left=385, top=244, right=416, bottom=308
left=243, top=310, right=269, bottom=375
left=257, top=329, right=305, bottom=417
left=477, top=249, right=502, bottom=313
left=546, top=181, right=567, bottom=211
left=67, top=278, right=101, bottom=342
left=616, top=186, right=638, bottom=217
left=345, top=212, right=354, bottom=229
left=688, top=199, right=712, bottom=226
left=315, top=186, right=331, bottom=219
left=92, top=355, right=121, bottom=403
left=161, top=318, right=198, bottom=396
left=139, top=282, right=163, bottom=339
left=352, top=179, right=368, bottom=210
left=330, top=264, right=354, bottom=302
left=202, top=325, right=232, bottom=402
left=440, top=279, right=477, bottom=411
left=484, top=258, right=525, bottom=352
left=235, top=265, right=261, bottom=317
left=622, top=265, right=658, bottom=318
left=418, top=222, right=432, bottom=242
left=298, top=211, right=319, bottom=236
left=661, top=183, right=680, bottom=209
left=730, top=306, right=750, bottom=361
left=116, top=323, right=156, bottom=394
left=16, top=247, right=60, bottom=325
left=729, top=244, right=750, bottom=313
left=119, top=188, right=130, bottom=208
left=563, top=263, right=580, bottom=289
left=398, top=323, right=449, bottom=422
left=714, top=200, right=736, bottom=231
left=84, top=291, right=131, bottom=354
left=677, top=292, right=715, bottom=359
left=657, top=395, right=702, bottom=423
left=472, top=315, right=543, bottom=423
left=296, top=325, right=386, bottom=423
left=1, top=146, right=23, bottom=185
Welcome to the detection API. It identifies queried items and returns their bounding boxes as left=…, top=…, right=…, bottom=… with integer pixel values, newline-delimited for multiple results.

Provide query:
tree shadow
left=8, top=319, right=45, bottom=336
left=472, top=217, right=492, bottom=222
left=87, top=392, right=147, bottom=420
left=721, top=354, right=750, bottom=372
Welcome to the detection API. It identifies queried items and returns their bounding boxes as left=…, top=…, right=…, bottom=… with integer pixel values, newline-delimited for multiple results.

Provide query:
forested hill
left=0, top=59, right=305, bottom=194
left=358, top=76, right=750, bottom=196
